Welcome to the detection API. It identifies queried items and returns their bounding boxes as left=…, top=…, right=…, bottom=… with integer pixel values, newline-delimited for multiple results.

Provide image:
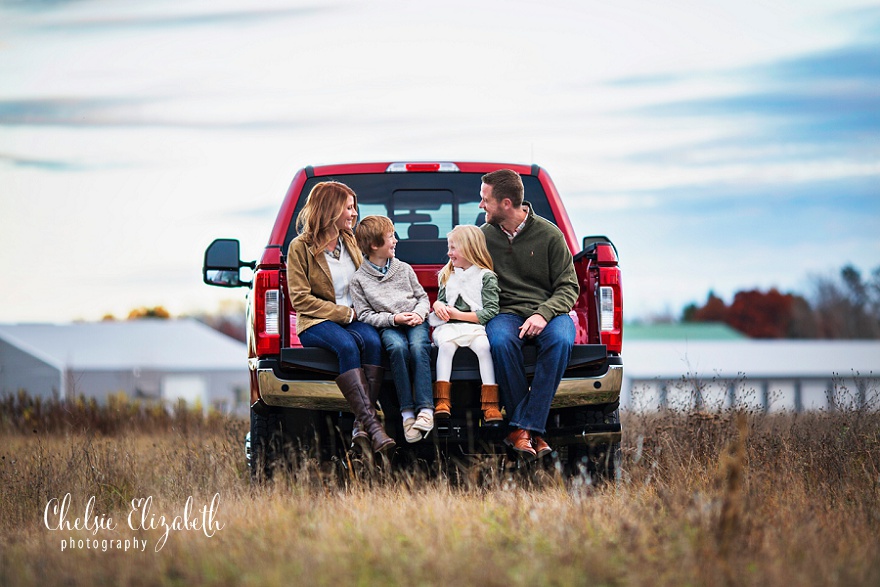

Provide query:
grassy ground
left=1, top=391, right=878, bottom=586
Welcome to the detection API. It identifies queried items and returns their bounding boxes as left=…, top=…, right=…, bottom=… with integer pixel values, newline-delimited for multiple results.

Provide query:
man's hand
left=518, top=314, right=548, bottom=339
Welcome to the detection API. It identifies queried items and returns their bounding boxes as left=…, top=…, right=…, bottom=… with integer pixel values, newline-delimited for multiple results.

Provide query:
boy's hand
left=433, top=301, right=450, bottom=322
left=394, top=312, right=422, bottom=326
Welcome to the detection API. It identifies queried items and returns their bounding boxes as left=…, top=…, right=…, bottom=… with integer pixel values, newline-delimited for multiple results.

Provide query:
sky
left=1, top=0, right=878, bottom=324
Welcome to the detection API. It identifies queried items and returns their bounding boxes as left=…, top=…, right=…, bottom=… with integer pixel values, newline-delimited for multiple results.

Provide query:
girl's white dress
left=430, top=265, right=493, bottom=347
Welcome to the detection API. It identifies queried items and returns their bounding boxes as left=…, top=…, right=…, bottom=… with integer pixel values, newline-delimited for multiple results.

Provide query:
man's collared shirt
left=501, top=207, right=529, bottom=242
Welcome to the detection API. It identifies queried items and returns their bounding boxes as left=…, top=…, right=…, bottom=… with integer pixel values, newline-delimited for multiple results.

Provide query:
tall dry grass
left=1, top=391, right=879, bottom=586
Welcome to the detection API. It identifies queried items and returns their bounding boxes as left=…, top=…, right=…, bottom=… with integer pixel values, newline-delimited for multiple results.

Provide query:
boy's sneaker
left=412, top=411, right=434, bottom=437
left=403, top=417, right=422, bottom=443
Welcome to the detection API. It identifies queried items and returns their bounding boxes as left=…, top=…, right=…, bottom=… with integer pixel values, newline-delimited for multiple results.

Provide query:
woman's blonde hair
left=438, top=224, right=494, bottom=286
left=295, top=181, right=358, bottom=250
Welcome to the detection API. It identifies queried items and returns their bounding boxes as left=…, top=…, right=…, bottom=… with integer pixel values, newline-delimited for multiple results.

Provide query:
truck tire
left=564, top=407, right=621, bottom=481
left=249, top=406, right=284, bottom=483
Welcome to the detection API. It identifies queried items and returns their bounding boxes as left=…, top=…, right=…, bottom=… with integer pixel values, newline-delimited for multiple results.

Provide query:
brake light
left=599, top=266, right=623, bottom=354
left=265, top=289, right=279, bottom=334
left=386, top=162, right=460, bottom=172
left=254, top=271, right=281, bottom=356
left=600, top=287, right=614, bottom=331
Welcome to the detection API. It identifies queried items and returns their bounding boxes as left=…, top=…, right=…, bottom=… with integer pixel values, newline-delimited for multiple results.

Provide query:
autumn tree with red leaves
left=682, top=264, right=880, bottom=339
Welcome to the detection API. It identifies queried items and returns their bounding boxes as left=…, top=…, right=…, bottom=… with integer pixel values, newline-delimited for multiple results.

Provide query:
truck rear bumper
left=255, top=362, right=622, bottom=412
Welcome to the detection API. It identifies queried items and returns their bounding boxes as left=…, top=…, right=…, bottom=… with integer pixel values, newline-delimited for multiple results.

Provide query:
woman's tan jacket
left=286, top=230, right=364, bottom=335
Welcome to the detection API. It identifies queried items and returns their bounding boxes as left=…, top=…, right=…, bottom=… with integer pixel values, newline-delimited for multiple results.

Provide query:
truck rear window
left=285, top=173, right=554, bottom=265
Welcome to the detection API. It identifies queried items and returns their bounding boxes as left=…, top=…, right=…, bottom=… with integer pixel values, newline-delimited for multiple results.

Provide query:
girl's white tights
left=436, top=337, right=495, bottom=384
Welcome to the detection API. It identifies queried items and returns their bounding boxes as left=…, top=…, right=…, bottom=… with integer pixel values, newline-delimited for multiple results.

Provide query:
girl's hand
left=433, top=301, right=450, bottom=322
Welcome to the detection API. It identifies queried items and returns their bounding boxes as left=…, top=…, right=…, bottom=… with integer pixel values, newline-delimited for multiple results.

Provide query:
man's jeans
left=380, top=322, right=433, bottom=412
left=486, top=313, right=574, bottom=435
left=298, top=320, right=382, bottom=373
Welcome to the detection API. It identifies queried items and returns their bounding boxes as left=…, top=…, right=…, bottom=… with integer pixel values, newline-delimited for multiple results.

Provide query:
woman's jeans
left=485, top=313, right=574, bottom=435
left=380, top=322, right=433, bottom=412
left=298, top=320, right=382, bottom=374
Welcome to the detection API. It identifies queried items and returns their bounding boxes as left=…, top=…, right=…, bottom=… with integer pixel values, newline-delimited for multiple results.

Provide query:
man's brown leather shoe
left=532, top=435, right=552, bottom=459
left=504, top=428, right=537, bottom=460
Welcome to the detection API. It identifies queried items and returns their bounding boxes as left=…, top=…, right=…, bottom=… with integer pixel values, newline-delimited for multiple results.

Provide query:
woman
left=286, top=181, right=395, bottom=454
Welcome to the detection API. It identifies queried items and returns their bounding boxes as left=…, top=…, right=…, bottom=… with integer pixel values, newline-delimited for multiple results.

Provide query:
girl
left=429, top=224, right=501, bottom=423
left=286, top=181, right=395, bottom=454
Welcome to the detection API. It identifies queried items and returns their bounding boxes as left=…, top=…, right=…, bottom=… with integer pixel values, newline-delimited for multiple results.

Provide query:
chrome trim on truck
left=258, top=364, right=623, bottom=411
left=552, top=364, right=623, bottom=408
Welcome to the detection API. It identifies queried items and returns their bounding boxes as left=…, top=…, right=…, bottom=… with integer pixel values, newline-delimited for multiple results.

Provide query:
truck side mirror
left=203, top=238, right=255, bottom=288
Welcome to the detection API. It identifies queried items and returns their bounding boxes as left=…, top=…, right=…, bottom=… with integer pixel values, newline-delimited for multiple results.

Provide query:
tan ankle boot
left=434, top=381, right=451, bottom=418
left=480, top=384, right=503, bottom=423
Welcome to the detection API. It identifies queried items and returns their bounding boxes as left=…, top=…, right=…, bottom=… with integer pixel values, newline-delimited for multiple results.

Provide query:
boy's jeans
left=380, top=322, right=433, bottom=412
left=485, top=313, right=574, bottom=435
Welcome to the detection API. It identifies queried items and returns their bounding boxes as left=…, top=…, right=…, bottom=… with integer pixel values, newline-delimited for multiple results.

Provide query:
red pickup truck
left=203, top=162, right=623, bottom=479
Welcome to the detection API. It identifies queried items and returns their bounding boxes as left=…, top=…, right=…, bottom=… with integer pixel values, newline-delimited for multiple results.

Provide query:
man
left=479, top=169, right=579, bottom=459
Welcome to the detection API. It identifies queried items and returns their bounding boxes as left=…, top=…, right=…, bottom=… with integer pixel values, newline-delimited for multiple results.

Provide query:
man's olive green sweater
left=481, top=203, right=579, bottom=322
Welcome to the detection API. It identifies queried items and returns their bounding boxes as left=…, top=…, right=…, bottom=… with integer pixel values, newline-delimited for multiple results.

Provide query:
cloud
left=0, top=97, right=140, bottom=126
left=758, top=44, right=880, bottom=83
left=630, top=44, right=880, bottom=132
left=0, top=152, right=86, bottom=171
left=0, top=97, right=316, bottom=130
left=11, top=5, right=331, bottom=32
left=605, top=29, right=880, bottom=172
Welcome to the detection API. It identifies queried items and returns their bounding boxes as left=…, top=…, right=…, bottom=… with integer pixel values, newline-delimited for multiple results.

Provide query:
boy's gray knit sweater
left=350, top=257, right=430, bottom=328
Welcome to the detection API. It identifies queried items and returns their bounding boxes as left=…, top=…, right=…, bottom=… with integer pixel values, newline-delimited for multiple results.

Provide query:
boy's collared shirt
left=366, top=258, right=391, bottom=275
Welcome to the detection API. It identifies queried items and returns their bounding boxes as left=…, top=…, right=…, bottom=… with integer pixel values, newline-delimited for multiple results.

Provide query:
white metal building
left=0, top=319, right=248, bottom=413
left=622, top=324, right=880, bottom=412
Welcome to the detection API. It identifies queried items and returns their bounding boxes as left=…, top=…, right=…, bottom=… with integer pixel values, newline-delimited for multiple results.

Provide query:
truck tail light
left=598, top=266, right=623, bottom=354
left=264, top=289, right=279, bottom=334
left=600, top=287, right=614, bottom=331
left=254, top=270, right=281, bottom=356
left=386, top=162, right=460, bottom=172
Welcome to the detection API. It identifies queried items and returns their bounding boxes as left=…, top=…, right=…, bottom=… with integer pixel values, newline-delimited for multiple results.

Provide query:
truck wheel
left=565, top=408, right=621, bottom=481
left=250, top=406, right=284, bottom=483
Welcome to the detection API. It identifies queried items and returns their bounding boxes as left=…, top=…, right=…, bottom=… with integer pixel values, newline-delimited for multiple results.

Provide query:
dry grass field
left=1, top=390, right=878, bottom=587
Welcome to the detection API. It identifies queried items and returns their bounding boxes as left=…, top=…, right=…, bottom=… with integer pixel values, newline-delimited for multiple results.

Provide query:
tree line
left=682, top=264, right=880, bottom=339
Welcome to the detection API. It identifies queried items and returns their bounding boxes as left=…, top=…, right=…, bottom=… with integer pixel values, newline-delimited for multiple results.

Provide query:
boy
left=350, top=215, right=434, bottom=443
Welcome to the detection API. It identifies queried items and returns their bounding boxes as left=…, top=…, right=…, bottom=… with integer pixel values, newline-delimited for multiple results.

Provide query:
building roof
left=623, top=339, right=880, bottom=380
left=624, top=322, right=746, bottom=341
left=0, top=319, right=246, bottom=371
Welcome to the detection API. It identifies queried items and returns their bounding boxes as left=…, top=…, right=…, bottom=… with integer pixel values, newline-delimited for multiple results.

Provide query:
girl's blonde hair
left=295, top=181, right=358, bottom=250
left=438, top=224, right=494, bottom=285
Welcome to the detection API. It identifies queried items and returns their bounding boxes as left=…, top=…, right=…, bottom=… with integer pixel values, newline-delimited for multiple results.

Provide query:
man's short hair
left=481, top=169, right=524, bottom=207
left=355, top=215, right=395, bottom=256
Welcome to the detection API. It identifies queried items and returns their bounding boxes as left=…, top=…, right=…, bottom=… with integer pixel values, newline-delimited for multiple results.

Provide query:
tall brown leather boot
left=480, top=384, right=504, bottom=423
left=336, top=368, right=396, bottom=453
left=434, top=381, right=451, bottom=418
left=351, top=364, right=384, bottom=450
